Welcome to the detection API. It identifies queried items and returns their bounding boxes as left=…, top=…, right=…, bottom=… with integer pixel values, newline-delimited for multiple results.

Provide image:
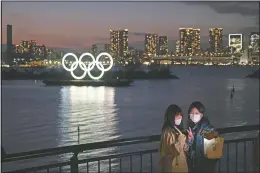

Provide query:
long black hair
left=187, top=101, right=210, bottom=130
left=162, top=104, right=184, bottom=131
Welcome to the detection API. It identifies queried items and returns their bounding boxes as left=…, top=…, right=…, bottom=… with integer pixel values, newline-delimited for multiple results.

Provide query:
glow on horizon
left=1, top=1, right=258, bottom=49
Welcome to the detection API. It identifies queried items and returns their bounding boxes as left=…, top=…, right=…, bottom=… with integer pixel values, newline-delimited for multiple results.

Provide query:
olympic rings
left=62, top=52, right=113, bottom=80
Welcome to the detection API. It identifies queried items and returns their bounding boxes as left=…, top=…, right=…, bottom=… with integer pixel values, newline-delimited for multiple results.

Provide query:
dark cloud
left=89, top=36, right=109, bottom=45
left=129, top=32, right=147, bottom=36
left=91, top=36, right=109, bottom=42
left=129, top=41, right=144, bottom=50
left=237, top=15, right=259, bottom=35
left=182, top=2, right=259, bottom=16
left=26, top=33, right=90, bottom=49
left=239, top=26, right=259, bottom=36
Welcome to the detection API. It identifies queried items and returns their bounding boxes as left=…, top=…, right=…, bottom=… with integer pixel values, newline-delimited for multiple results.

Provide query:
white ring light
left=62, top=52, right=113, bottom=80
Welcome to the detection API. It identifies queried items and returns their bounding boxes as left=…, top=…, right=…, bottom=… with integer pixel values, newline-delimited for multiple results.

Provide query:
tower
left=6, top=24, right=13, bottom=65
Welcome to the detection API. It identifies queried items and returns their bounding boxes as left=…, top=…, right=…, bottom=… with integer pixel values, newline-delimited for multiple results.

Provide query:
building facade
left=249, top=32, right=259, bottom=52
left=109, top=29, right=128, bottom=60
left=229, top=34, right=243, bottom=53
left=91, top=44, right=97, bottom=56
left=192, top=29, right=201, bottom=54
left=179, top=28, right=193, bottom=56
left=110, top=30, right=118, bottom=57
left=145, top=34, right=158, bottom=56
left=158, top=36, right=168, bottom=56
left=6, top=24, right=13, bottom=65
left=209, top=28, right=223, bottom=53
left=176, top=40, right=180, bottom=54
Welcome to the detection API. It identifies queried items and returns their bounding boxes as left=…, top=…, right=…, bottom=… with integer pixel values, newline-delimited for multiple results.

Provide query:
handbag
left=203, top=137, right=224, bottom=159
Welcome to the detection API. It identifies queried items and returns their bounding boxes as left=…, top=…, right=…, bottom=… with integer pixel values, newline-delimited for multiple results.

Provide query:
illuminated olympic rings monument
left=62, top=52, right=113, bottom=80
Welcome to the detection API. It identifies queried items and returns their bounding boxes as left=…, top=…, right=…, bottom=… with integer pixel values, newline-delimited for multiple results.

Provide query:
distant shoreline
left=2, top=64, right=259, bottom=68
left=1, top=68, right=179, bottom=80
left=246, top=69, right=260, bottom=79
left=2, top=65, right=258, bottom=80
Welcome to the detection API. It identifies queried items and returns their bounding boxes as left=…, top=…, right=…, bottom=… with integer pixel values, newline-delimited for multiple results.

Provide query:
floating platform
left=42, top=79, right=134, bottom=87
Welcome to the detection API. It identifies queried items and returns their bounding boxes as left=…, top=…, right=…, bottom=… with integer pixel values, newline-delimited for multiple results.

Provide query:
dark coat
left=186, top=118, right=219, bottom=173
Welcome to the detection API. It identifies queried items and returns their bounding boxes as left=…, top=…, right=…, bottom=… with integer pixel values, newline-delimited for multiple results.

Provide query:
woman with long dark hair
left=159, top=104, right=188, bottom=173
left=186, top=101, right=219, bottom=173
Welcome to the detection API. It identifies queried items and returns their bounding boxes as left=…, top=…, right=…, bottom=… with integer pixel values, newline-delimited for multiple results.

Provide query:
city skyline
left=2, top=1, right=259, bottom=51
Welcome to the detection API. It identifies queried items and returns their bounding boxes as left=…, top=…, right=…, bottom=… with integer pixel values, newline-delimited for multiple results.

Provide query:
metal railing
left=2, top=124, right=259, bottom=173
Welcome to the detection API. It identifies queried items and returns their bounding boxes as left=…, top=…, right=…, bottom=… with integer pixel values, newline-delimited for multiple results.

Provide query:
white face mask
left=190, top=114, right=202, bottom=123
left=175, top=118, right=182, bottom=126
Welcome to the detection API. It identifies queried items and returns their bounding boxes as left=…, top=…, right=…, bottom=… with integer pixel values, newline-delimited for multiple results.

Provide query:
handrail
left=2, top=124, right=259, bottom=163
left=2, top=137, right=258, bottom=173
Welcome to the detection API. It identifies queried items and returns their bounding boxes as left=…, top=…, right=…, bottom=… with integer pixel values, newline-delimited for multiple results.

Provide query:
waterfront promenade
left=2, top=124, right=259, bottom=173
left=2, top=67, right=259, bottom=172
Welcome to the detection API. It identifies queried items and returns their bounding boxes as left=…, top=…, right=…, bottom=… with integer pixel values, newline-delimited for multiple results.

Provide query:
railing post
left=254, top=133, right=259, bottom=171
left=70, top=152, right=79, bottom=173
left=78, top=126, right=80, bottom=144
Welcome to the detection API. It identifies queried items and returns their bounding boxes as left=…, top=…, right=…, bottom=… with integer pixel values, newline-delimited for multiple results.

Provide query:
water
left=1, top=66, right=259, bottom=172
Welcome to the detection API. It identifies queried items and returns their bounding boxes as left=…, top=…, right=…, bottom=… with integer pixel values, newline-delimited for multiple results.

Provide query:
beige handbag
left=203, top=137, right=224, bottom=159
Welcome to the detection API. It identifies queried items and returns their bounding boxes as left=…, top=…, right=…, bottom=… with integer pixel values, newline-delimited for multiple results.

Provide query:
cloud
left=182, top=2, right=259, bottom=16
left=235, top=15, right=259, bottom=35
left=129, top=41, right=144, bottom=50
left=129, top=32, right=147, bottom=36
left=239, top=26, right=259, bottom=36
left=24, top=33, right=91, bottom=49
left=90, top=36, right=109, bottom=42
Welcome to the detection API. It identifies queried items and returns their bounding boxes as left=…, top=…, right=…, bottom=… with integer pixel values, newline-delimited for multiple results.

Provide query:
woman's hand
left=187, top=127, right=193, bottom=142
left=174, top=126, right=186, bottom=146
left=174, top=126, right=183, bottom=136
left=183, top=143, right=189, bottom=152
left=205, top=130, right=219, bottom=140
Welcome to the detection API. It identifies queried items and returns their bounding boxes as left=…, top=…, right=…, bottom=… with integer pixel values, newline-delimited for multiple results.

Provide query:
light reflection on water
left=58, top=86, right=118, bottom=144
left=58, top=86, right=121, bottom=172
left=58, top=86, right=120, bottom=162
left=225, top=78, right=247, bottom=126
left=1, top=67, right=259, bottom=172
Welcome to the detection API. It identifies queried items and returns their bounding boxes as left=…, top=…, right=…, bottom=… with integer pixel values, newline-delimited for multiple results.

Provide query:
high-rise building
left=104, top=44, right=110, bottom=53
left=29, top=40, right=37, bottom=55
left=19, top=40, right=37, bottom=55
left=110, top=30, right=119, bottom=58
left=21, top=40, right=30, bottom=52
left=179, top=28, right=193, bottom=55
left=136, top=50, right=144, bottom=58
left=145, top=34, right=158, bottom=56
left=209, top=28, right=223, bottom=53
left=91, top=44, right=97, bottom=56
left=176, top=40, right=180, bottom=54
left=36, top=45, right=47, bottom=59
left=92, top=44, right=111, bottom=55
left=7, top=24, right=13, bottom=65
left=158, top=36, right=168, bottom=56
left=249, top=32, right=259, bottom=52
left=128, top=47, right=134, bottom=55
left=60, top=51, right=64, bottom=58
left=29, top=40, right=36, bottom=46
left=192, top=29, right=201, bottom=54
left=119, top=29, right=128, bottom=57
left=109, top=29, right=128, bottom=59
left=229, top=34, right=243, bottom=53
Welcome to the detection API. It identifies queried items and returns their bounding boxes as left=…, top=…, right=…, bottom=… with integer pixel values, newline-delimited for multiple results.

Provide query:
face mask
left=191, top=114, right=202, bottom=123
left=175, top=118, right=182, bottom=126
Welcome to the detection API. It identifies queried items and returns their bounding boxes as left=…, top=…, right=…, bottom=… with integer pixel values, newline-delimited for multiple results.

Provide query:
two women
left=159, top=101, right=219, bottom=173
